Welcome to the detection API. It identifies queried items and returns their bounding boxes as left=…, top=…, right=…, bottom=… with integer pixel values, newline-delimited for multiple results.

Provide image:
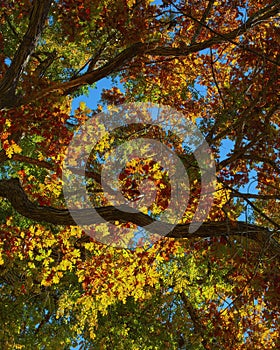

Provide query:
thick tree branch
left=0, top=1, right=277, bottom=108
left=21, top=42, right=149, bottom=105
left=0, top=178, right=279, bottom=257
left=0, top=0, right=52, bottom=107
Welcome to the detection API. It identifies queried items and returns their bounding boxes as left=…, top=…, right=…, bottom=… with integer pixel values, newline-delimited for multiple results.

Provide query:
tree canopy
left=0, top=0, right=279, bottom=349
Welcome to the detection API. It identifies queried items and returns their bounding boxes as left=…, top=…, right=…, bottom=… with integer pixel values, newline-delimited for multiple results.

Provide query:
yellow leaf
left=52, top=274, right=60, bottom=284
left=38, top=151, right=45, bottom=161
left=79, top=101, right=86, bottom=111
left=5, top=119, right=11, bottom=127
left=5, top=141, right=22, bottom=158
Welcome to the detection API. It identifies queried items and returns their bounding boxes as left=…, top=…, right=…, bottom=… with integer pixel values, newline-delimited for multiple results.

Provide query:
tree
left=0, top=0, right=279, bottom=349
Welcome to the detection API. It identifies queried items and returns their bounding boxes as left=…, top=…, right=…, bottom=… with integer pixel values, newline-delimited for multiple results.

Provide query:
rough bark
left=1, top=0, right=279, bottom=108
left=0, top=178, right=279, bottom=257
left=0, top=0, right=52, bottom=107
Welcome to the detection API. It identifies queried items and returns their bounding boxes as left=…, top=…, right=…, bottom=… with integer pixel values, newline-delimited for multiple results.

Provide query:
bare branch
left=231, top=193, right=280, bottom=200
left=209, top=48, right=226, bottom=108
left=219, top=179, right=280, bottom=230
left=161, top=0, right=280, bottom=65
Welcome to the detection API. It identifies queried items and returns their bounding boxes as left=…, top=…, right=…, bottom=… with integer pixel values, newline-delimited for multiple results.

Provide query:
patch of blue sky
left=71, top=77, right=123, bottom=113
left=4, top=57, right=11, bottom=66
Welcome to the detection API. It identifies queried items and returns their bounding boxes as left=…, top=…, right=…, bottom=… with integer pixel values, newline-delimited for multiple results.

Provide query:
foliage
left=0, top=0, right=279, bottom=349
